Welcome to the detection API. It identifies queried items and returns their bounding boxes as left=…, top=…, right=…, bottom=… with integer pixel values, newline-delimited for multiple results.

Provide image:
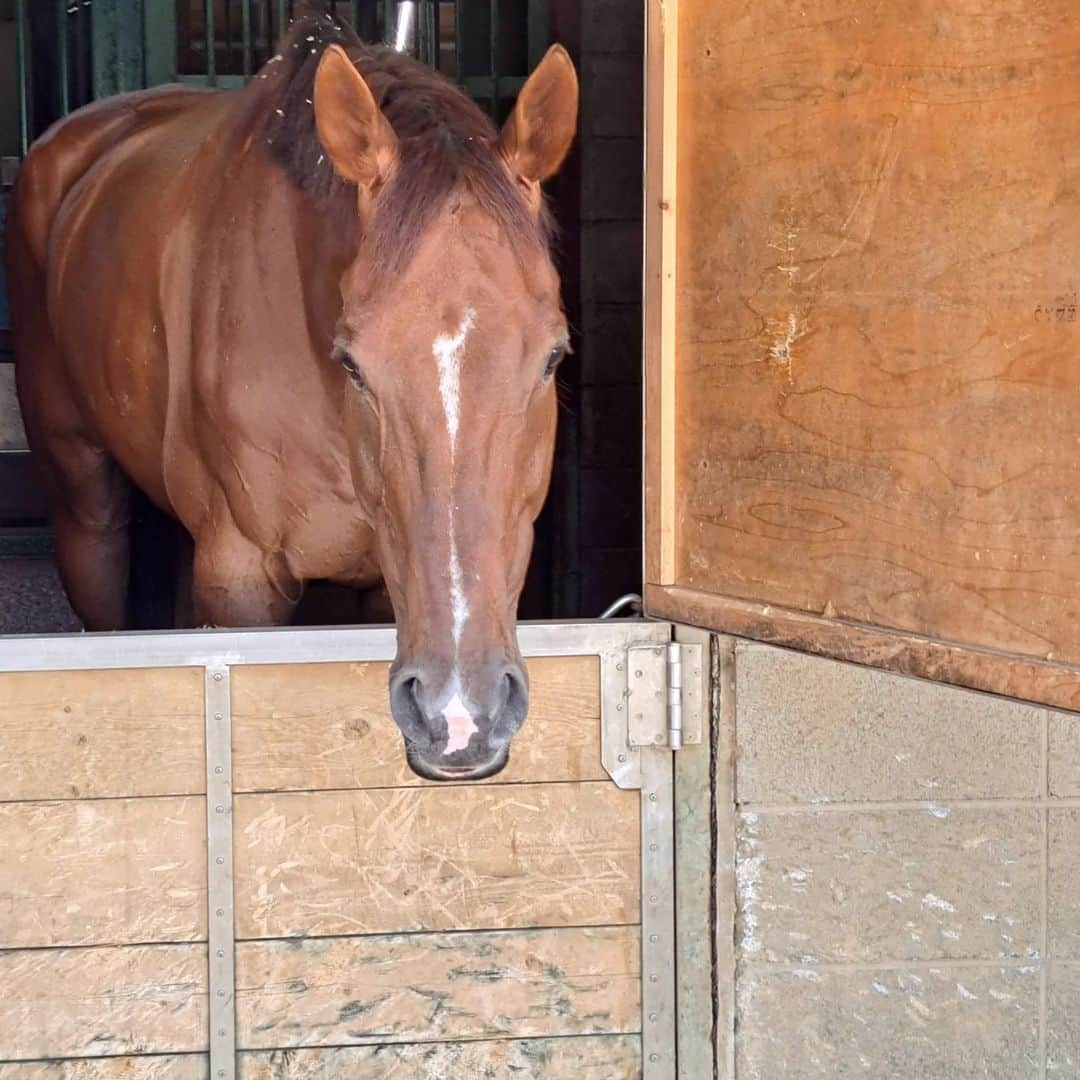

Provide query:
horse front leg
left=191, top=524, right=302, bottom=628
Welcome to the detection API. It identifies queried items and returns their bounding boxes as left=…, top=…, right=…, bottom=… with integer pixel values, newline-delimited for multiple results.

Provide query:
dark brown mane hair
left=241, top=7, right=553, bottom=278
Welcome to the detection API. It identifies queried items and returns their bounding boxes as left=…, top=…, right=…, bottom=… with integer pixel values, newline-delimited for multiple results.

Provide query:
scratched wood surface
left=658, top=0, right=1080, bottom=676
left=236, top=927, right=640, bottom=1049
left=232, top=656, right=602, bottom=791
left=234, top=782, right=639, bottom=938
left=0, top=796, right=206, bottom=948
left=0, top=1059, right=208, bottom=1079
left=237, top=1036, right=641, bottom=1077
left=0, top=667, right=204, bottom=801
left=0, top=944, right=207, bottom=1060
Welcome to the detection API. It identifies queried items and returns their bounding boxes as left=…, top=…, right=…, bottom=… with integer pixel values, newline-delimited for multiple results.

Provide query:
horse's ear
left=314, top=44, right=397, bottom=188
left=499, top=44, right=578, bottom=188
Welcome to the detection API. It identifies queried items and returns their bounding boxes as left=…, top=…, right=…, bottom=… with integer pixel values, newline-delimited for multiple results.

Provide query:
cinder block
left=581, top=137, right=644, bottom=223
left=581, top=221, right=643, bottom=306
left=1048, top=962, right=1080, bottom=1075
left=1049, top=809, right=1080, bottom=960
left=736, top=807, right=1041, bottom=964
left=582, top=0, right=645, bottom=54
left=1049, top=710, right=1080, bottom=797
left=736, top=644, right=1044, bottom=804
left=736, top=966, right=1040, bottom=1079
left=581, top=54, right=643, bottom=138
left=579, top=467, right=641, bottom=548
left=581, top=385, right=641, bottom=469
left=577, top=303, right=642, bottom=387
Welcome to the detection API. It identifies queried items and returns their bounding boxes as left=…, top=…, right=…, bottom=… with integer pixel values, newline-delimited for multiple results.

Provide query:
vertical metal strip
left=205, top=0, right=216, bottom=82
left=205, top=667, right=236, bottom=1080
left=56, top=0, right=70, bottom=115
left=488, top=0, right=498, bottom=116
left=276, top=0, right=288, bottom=41
left=526, top=0, right=546, bottom=70
left=640, top=746, right=677, bottom=1079
left=241, top=0, right=253, bottom=77
left=15, top=0, right=29, bottom=154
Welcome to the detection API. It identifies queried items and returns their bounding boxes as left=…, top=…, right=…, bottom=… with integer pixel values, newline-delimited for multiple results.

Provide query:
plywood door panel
left=236, top=927, right=641, bottom=1049
left=648, top=0, right=1080, bottom=692
left=0, top=667, right=204, bottom=801
left=232, top=656, right=603, bottom=792
left=0, top=944, right=208, bottom=1060
left=238, top=1036, right=640, bottom=1078
left=234, top=783, right=640, bottom=938
left=0, top=796, right=207, bottom=948
left=0, top=1058, right=209, bottom=1079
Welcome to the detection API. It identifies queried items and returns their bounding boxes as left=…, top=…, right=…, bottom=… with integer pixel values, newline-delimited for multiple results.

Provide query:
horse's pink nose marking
left=443, top=692, right=478, bottom=755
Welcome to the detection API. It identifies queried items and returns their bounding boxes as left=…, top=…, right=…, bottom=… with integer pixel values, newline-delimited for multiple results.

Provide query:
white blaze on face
left=443, top=691, right=479, bottom=755
left=433, top=307, right=477, bottom=756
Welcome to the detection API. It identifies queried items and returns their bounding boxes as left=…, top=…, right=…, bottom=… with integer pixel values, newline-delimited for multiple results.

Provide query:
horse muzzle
left=389, top=653, right=529, bottom=782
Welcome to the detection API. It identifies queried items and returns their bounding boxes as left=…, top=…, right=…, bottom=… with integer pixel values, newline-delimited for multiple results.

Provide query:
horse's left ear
left=499, top=44, right=579, bottom=190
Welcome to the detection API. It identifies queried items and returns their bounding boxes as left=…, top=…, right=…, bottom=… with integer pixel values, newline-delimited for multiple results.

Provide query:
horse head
left=313, top=43, right=578, bottom=780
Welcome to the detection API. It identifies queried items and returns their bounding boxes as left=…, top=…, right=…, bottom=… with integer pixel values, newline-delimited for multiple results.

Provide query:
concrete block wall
left=728, top=641, right=1078, bottom=1077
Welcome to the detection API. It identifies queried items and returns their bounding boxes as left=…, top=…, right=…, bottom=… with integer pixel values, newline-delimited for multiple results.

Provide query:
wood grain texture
left=238, top=1036, right=641, bottom=1078
left=234, top=783, right=640, bottom=938
left=0, top=796, right=206, bottom=948
left=662, top=0, right=1080, bottom=669
left=0, top=667, right=204, bottom=801
left=236, top=927, right=641, bottom=1049
left=0, top=944, right=207, bottom=1060
left=0, top=1058, right=208, bottom=1079
left=231, top=657, right=603, bottom=792
left=648, top=583, right=1080, bottom=712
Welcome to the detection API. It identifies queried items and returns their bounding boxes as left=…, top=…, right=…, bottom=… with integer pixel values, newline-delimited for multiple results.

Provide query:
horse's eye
left=543, top=343, right=568, bottom=380
left=337, top=349, right=365, bottom=389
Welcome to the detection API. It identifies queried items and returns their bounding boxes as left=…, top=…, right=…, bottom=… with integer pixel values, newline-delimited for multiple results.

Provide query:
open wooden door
left=643, top=0, right=1080, bottom=711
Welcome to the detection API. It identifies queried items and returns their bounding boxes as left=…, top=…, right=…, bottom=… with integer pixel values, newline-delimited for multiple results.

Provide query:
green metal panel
left=144, top=0, right=179, bottom=85
left=92, top=0, right=147, bottom=97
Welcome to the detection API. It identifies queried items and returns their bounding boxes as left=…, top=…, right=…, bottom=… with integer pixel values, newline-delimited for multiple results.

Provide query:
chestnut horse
left=4, top=13, right=578, bottom=781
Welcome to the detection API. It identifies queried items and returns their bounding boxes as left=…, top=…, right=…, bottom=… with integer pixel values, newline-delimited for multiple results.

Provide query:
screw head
left=649, top=1012, right=658, bottom=1022
left=217, top=989, right=225, bottom=998
left=650, top=933, right=659, bottom=942
left=649, top=792, right=658, bottom=802
left=215, top=805, right=225, bottom=813
left=216, top=908, right=224, bottom=917
left=635, top=670, right=643, bottom=678
left=616, top=703, right=623, bottom=711
left=650, top=1054, right=659, bottom=1062
left=650, top=974, right=658, bottom=982
left=616, top=663, right=624, bottom=671
left=617, top=753, right=627, bottom=762
left=214, top=765, right=224, bottom=774
left=213, top=672, right=223, bottom=681
left=214, top=712, right=223, bottom=721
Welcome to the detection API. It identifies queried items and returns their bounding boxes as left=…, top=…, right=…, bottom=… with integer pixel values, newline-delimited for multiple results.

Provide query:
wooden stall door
left=644, top=0, right=1080, bottom=710
left=0, top=623, right=703, bottom=1080
left=228, top=652, right=643, bottom=1076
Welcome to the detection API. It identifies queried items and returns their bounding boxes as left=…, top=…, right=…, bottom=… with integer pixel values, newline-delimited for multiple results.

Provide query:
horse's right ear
left=314, top=45, right=397, bottom=188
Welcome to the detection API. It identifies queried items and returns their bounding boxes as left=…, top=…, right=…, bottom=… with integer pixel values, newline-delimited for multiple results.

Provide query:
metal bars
left=205, top=667, right=237, bottom=1080
left=14, top=0, right=28, bottom=155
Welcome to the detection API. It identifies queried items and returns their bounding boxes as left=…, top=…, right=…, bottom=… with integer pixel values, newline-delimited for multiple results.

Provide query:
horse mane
left=240, top=7, right=554, bottom=279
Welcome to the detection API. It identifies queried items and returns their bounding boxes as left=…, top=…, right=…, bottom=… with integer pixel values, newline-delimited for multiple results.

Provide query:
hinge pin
left=667, top=641, right=683, bottom=750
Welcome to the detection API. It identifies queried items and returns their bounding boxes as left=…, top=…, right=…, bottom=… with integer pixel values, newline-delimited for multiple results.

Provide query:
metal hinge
left=626, top=640, right=704, bottom=750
